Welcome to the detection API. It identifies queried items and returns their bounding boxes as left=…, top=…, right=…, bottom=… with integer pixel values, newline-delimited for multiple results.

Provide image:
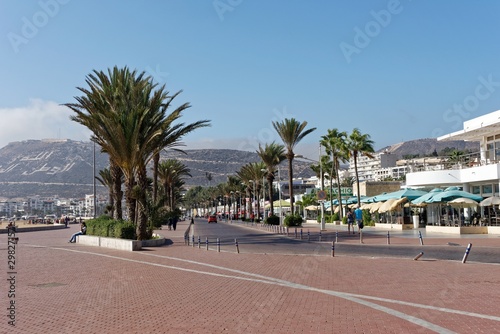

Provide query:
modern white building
left=406, top=110, right=500, bottom=196
left=405, top=110, right=500, bottom=233
left=348, top=152, right=397, bottom=182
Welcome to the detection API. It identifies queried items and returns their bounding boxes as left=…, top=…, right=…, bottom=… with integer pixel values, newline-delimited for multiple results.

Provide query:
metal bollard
left=319, top=231, right=322, bottom=242
left=331, top=241, right=335, bottom=257
left=206, top=237, right=209, bottom=250
left=295, top=228, right=297, bottom=239
left=335, top=231, right=338, bottom=243
left=307, top=230, right=310, bottom=241
left=418, top=231, right=424, bottom=245
left=217, top=238, right=220, bottom=252
left=359, top=229, right=363, bottom=244
left=198, top=236, right=201, bottom=248
left=286, top=227, right=289, bottom=236
left=300, top=229, right=303, bottom=240
left=413, top=252, right=424, bottom=260
left=184, top=234, right=188, bottom=246
left=462, top=243, right=472, bottom=263
left=192, top=235, right=195, bottom=248
left=387, top=231, right=390, bottom=245
left=235, top=238, right=240, bottom=254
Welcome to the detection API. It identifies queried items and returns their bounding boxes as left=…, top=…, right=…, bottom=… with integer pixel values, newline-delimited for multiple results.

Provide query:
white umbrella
left=447, top=197, right=479, bottom=208
left=479, top=196, right=500, bottom=207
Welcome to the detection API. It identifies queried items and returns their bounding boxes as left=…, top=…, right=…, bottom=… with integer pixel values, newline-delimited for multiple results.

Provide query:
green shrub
left=332, top=212, right=340, bottom=222
left=283, top=213, right=303, bottom=227
left=342, top=215, right=347, bottom=224
left=265, top=215, right=280, bottom=225
left=86, top=216, right=137, bottom=240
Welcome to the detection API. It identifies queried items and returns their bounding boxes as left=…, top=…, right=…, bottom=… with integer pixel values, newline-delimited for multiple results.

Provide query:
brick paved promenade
left=1, top=220, right=499, bottom=333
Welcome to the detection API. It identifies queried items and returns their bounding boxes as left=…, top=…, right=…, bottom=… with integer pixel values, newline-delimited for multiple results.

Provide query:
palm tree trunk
left=335, top=160, right=343, bottom=219
left=125, top=176, right=136, bottom=225
left=287, top=156, right=294, bottom=214
left=152, top=152, right=160, bottom=204
left=111, top=161, right=123, bottom=220
left=136, top=166, right=149, bottom=240
left=354, top=154, right=361, bottom=205
left=268, top=175, right=274, bottom=216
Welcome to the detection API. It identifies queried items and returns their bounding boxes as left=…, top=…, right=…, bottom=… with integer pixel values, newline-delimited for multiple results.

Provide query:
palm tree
left=346, top=128, right=375, bottom=206
left=158, top=159, right=191, bottom=211
left=95, top=167, right=124, bottom=216
left=150, top=101, right=210, bottom=203
left=273, top=118, right=316, bottom=214
left=66, top=66, right=208, bottom=239
left=257, top=142, right=285, bottom=217
left=321, top=129, right=349, bottom=219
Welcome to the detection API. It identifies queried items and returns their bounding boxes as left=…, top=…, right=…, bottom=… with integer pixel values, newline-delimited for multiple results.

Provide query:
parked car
left=208, top=215, right=217, bottom=223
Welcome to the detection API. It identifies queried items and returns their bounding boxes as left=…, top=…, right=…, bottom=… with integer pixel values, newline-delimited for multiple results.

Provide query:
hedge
left=86, top=216, right=136, bottom=240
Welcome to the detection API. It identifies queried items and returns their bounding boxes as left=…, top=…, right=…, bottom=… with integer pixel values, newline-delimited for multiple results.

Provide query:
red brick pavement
left=1, top=221, right=499, bottom=333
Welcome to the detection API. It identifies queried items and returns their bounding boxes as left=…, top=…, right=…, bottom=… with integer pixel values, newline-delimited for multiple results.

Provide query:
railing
left=407, top=151, right=499, bottom=172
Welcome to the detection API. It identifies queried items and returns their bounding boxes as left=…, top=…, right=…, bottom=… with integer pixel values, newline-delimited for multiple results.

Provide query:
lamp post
left=261, top=168, right=267, bottom=220
left=277, top=162, right=283, bottom=225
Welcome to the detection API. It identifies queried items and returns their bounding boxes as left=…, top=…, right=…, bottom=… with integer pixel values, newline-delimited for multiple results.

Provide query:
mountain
left=378, top=138, right=479, bottom=159
left=0, top=139, right=315, bottom=199
left=0, top=137, right=480, bottom=199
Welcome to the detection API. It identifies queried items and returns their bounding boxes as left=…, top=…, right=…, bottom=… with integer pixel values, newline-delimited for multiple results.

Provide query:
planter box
left=425, top=226, right=488, bottom=235
left=375, top=223, right=412, bottom=230
left=78, top=235, right=142, bottom=251
left=487, top=226, right=500, bottom=234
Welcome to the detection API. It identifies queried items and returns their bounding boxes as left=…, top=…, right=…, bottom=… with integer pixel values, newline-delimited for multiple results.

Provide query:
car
left=208, top=215, right=217, bottom=223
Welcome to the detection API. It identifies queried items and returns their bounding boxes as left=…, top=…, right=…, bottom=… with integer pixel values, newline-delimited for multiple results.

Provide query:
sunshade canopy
left=479, top=196, right=500, bottom=206
left=411, top=188, right=444, bottom=204
left=447, top=197, right=479, bottom=208
left=373, top=188, right=428, bottom=202
left=427, top=189, right=482, bottom=203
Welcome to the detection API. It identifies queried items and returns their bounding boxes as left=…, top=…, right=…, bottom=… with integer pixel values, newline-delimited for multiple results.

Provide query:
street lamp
left=261, top=168, right=267, bottom=220
left=277, top=161, right=283, bottom=226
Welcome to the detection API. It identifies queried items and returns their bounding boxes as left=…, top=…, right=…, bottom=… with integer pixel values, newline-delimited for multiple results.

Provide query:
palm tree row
left=65, top=66, right=210, bottom=239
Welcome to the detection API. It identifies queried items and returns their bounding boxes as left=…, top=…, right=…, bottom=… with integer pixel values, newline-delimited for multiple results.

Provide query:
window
left=482, top=184, right=493, bottom=195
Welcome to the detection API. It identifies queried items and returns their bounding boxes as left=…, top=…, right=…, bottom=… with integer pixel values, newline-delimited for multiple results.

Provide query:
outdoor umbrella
left=427, top=189, right=482, bottom=203
left=389, top=197, right=408, bottom=211
left=378, top=199, right=398, bottom=213
left=479, top=196, right=500, bottom=207
left=373, top=188, right=428, bottom=202
left=411, top=188, right=443, bottom=205
left=305, top=205, right=319, bottom=211
left=447, top=197, right=479, bottom=208
left=370, top=201, right=385, bottom=213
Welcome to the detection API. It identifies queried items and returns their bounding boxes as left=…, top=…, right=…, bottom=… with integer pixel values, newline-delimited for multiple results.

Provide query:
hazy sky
left=2, top=0, right=500, bottom=159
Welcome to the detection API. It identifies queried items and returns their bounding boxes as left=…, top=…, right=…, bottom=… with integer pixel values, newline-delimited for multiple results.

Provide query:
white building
left=348, top=151, right=398, bottom=181
left=406, top=110, right=500, bottom=195
left=405, top=110, right=500, bottom=233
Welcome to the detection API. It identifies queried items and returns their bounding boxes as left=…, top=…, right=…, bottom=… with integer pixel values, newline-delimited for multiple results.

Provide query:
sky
left=1, top=0, right=500, bottom=160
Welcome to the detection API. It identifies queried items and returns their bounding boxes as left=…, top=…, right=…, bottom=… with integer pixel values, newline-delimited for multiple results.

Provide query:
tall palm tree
left=321, top=129, right=349, bottom=219
left=95, top=167, right=124, bottom=216
left=346, top=128, right=375, bottom=206
left=257, top=142, right=285, bottom=217
left=158, top=159, right=191, bottom=211
left=66, top=66, right=202, bottom=239
left=273, top=118, right=316, bottom=214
